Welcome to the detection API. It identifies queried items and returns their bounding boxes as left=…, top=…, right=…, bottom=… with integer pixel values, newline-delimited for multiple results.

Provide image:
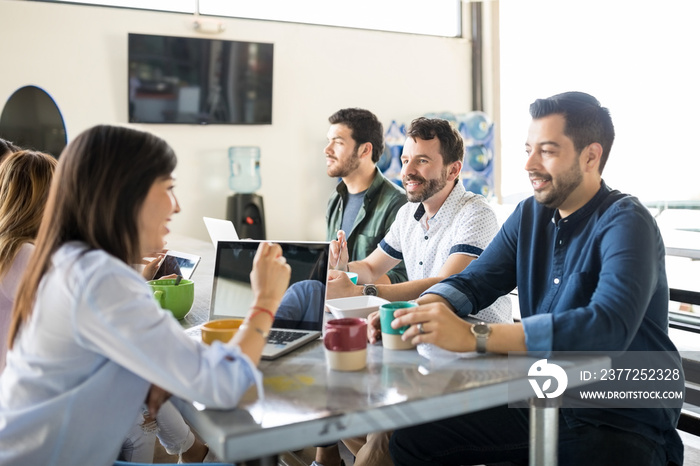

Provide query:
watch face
left=472, top=323, right=490, bottom=336
left=363, top=284, right=377, bottom=296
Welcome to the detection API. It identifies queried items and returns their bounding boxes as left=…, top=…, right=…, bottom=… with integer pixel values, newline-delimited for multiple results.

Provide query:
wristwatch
left=362, top=284, right=378, bottom=296
left=470, top=322, right=491, bottom=353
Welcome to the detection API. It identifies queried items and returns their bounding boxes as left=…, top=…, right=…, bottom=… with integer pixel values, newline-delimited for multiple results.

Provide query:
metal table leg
left=529, top=397, right=560, bottom=466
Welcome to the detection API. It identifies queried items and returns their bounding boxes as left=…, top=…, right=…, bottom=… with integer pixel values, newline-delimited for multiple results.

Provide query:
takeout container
left=325, top=296, right=390, bottom=319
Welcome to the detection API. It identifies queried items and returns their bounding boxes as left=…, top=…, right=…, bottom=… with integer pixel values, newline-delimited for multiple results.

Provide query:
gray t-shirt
left=340, top=190, right=366, bottom=236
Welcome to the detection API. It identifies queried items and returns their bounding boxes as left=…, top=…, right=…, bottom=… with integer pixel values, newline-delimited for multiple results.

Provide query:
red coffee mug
left=324, top=317, right=368, bottom=352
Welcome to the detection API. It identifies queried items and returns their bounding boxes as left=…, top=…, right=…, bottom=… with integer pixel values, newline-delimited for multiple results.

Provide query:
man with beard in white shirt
left=325, top=117, right=512, bottom=466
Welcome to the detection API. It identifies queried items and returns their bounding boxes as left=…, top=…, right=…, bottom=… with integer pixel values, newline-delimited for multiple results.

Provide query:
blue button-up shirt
left=425, top=181, right=683, bottom=463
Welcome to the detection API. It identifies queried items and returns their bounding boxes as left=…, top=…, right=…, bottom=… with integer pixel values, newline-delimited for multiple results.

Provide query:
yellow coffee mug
left=201, top=318, right=244, bottom=345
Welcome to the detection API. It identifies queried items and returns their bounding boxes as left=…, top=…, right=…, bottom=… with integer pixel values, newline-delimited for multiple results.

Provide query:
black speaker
left=226, top=193, right=266, bottom=240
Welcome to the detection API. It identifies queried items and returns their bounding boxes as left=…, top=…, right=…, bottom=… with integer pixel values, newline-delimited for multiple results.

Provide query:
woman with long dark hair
left=0, top=125, right=290, bottom=465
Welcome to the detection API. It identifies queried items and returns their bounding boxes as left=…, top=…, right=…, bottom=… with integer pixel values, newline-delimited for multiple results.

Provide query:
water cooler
left=226, top=146, right=266, bottom=240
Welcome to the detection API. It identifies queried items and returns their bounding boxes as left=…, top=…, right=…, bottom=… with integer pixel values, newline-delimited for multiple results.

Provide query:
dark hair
left=9, top=125, right=176, bottom=346
left=406, top=117, right=464, bottom=165
left=328, top=108, right=384, bottom=163
left=529, top=91, right=615, bottom=173
left=0, top=137, right=21, bottom=164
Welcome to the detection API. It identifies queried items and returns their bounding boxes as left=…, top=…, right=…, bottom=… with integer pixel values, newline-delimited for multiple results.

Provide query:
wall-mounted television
left=128, top=33, right=273, bottom=125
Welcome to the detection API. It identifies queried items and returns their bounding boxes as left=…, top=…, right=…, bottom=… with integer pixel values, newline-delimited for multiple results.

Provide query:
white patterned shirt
left=379, top=181, right=512, bottom=323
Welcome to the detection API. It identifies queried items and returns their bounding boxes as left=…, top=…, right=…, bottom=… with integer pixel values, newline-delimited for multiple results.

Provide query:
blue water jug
left=459, top=111, right=494, bottom=144
left=463, top=175, right=491, bottom=198
left=382, top=120, right=405, bottom=186
left=466, top=145, right=492, bottom=172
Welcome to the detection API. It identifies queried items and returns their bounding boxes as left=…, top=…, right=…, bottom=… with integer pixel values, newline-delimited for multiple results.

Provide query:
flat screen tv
left=128, top=33, right=273, bottom=125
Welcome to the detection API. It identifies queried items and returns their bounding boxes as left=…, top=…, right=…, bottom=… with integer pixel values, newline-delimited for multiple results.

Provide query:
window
left=52, top=0, right=194, bottom=13
left=499, top=0, right=700, bottom=326
left=49, top=0, right=462, bottom=37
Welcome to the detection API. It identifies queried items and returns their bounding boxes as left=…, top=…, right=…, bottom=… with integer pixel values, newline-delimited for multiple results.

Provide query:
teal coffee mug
left=379, top=301, right=417, bottom=350
left=345, top=271, right=359, bottom=284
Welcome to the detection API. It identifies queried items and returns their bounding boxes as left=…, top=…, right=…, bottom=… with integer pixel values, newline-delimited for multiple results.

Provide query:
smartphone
left=153, top=250, right=201, bottom=280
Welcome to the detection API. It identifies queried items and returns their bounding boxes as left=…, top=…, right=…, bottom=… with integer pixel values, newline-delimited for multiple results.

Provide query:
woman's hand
left=141, top=249, right=167, bottom=280
left=145, top=383, right=172, bottom=418
left=250, top=242, right=291, bottom=314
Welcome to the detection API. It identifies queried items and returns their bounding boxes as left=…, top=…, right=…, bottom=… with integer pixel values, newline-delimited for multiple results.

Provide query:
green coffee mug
left=147, top=278, right=195, bottom=320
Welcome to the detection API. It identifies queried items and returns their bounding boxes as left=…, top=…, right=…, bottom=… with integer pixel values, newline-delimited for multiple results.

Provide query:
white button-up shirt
left=0, top=242, right=261, bottom=466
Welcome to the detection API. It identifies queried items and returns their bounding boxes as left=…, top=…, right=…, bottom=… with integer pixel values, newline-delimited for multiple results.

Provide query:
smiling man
left=526, top=111, right=604, bottom=216
left=387, top=92, right=684, bottom=466
left=328, top=117, right=511, bottom=323
left=326, top=116, right=512, bottom=466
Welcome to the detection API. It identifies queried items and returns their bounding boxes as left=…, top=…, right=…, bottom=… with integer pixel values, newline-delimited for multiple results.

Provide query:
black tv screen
left=128, top=33, right=273, bottom=124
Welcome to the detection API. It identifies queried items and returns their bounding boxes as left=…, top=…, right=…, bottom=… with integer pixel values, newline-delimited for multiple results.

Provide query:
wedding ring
left=417, top=323, right=425, bottom=335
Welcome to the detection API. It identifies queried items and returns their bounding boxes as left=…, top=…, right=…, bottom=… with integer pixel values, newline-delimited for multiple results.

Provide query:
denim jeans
left=156, top=400, right=196, bottom=455
left=119, top=416, right=156, bottom=462
left=389, top=405, right=671, bottom=466
left=119, top=401, right=195, bottom=461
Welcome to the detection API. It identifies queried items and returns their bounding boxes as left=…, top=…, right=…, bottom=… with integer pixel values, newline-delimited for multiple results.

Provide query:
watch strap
left=475, top=334, right=488, bottom=354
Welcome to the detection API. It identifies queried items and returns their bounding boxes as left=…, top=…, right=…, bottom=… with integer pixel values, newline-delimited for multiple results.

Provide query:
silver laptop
left=203, top=216, right=239, bottom=246
left=190, top=240, right=329, bottom=360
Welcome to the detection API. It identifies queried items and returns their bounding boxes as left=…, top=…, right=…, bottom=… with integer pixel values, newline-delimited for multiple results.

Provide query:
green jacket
left=326, top=168, right=408, bottom=284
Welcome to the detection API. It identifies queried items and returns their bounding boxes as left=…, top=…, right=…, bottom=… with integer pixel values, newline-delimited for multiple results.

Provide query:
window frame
left=42, top=0, right=463, bottom=37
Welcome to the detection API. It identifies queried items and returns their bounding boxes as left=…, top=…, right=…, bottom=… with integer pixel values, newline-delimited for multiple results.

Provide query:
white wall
left=0, top=0, right=472, bottom=242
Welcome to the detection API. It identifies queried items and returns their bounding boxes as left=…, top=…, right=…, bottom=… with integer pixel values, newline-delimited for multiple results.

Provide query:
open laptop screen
left=211, top=240, right=329, bottom=330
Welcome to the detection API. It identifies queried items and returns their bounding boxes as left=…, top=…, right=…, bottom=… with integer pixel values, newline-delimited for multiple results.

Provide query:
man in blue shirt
left=382, top=92, right=684, bottom=465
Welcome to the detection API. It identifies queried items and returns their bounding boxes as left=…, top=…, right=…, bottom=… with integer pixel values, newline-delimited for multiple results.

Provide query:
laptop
left=203, top=216, right=239, bottom=246
left=188, top=240, right=330, bottom=360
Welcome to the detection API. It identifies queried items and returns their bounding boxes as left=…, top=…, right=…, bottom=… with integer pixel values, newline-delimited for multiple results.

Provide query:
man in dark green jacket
left=316, top=108, right=407, bottom=466
left=324, top=108, right=408, bottom=285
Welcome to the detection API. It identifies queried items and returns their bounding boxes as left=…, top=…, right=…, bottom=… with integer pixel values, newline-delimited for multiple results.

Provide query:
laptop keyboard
left=268, top=330, right=306, bottom=345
